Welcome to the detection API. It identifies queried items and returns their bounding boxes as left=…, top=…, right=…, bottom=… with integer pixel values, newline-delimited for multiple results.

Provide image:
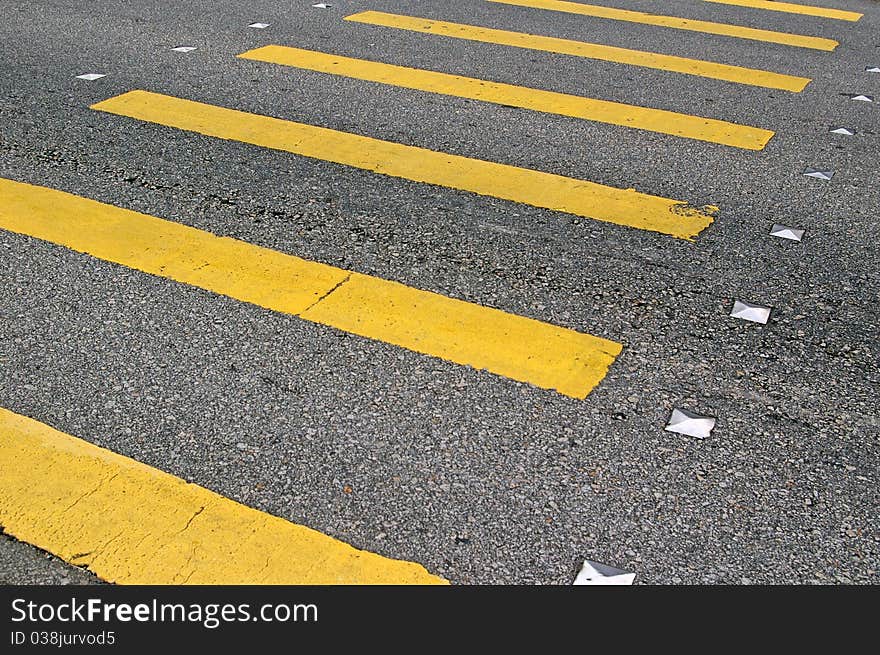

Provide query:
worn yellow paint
left=0, top=407, right=446, bottom=584
left=345, top=11, right=811, bottom=92
left=90, top=90, right=717, bottom=239
left=0, top=177, right=623, bottom=398
left=702, top=0, right=861, bottom=21
left=489, top=0, right=838, bottom=50
left=239, top=45, right=773, bottom=150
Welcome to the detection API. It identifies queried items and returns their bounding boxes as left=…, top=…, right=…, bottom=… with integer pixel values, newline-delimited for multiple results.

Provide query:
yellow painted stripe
left=0, top=407, right=446, bottom=584
left=489, top=0, right=837, bottom=51
left=703, top=0, right=861, bottom=22
left=345, top=11, right=810, bottom=92
left=0, top=177, right=623, bottom=398
left=238, top=45, right=773, bottom=150
left=90, top=90, right=717, bottom=239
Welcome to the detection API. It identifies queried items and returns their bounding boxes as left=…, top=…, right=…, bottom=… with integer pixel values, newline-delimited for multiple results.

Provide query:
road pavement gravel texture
left=0, top=0, right=877, bottom=584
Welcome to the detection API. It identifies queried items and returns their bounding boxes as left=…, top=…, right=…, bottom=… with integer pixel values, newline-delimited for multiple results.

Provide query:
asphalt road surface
left=0, top=0, right=877, bottom=585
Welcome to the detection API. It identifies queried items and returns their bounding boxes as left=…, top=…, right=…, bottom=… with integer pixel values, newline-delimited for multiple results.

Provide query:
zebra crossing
left=1, top=0, right=873, bottom=585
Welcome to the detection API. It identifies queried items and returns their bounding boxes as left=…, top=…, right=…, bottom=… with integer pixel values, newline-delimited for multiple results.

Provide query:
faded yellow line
left=0, top=407, right=446, bottom=584
left=0, top=177, right=623, bottom=398
left=489, top=0, right=837, bottom=50
left=238, top=45, right=773, bottom=150
left=90, top=90, right=717, bottom=239
left=702, top=0, right=861, bottom=21
left=345, top=11, right=811, bottom=92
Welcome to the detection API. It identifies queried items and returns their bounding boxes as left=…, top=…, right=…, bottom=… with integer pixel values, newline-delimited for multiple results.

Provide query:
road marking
left=0, top=407, right=446, bottom=584
left=0, top=177, right=623, bottom=398
left=702, top=0, right=862, bottom=22
left=488, top=0, right=837, bottom=51
left=90, top=90, right=718, bottom=239
left=239, top=45, right=773, bottom=150
left=344, top=11, right=810, bottom=92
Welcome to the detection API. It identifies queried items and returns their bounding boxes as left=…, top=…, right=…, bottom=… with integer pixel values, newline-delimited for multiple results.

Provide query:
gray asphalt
left=0, top=0, right=877, bottom=584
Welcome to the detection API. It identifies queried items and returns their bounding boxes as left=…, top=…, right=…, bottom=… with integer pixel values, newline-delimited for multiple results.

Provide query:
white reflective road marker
left=312, top=3, right=332, bottom=7
left=172, top=46, right=197, bottom=53
left=248, top=23, right=270, bottom=29
left=866, top=67, right=880, bottom=73
left=730, top=300, right=772, bottom=324
left=803, top=169, right=833, bottom=181
left=75, top=73, right=106, bottom=81
left=829, top=127, right=854, bottom=136
left=665, top=408, right=716, bottom=439
left=770, top=224, right=805, bottom=242
left=573, top=561, right=635, bottom=585
left=849, top=94, right=874, bottom=102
